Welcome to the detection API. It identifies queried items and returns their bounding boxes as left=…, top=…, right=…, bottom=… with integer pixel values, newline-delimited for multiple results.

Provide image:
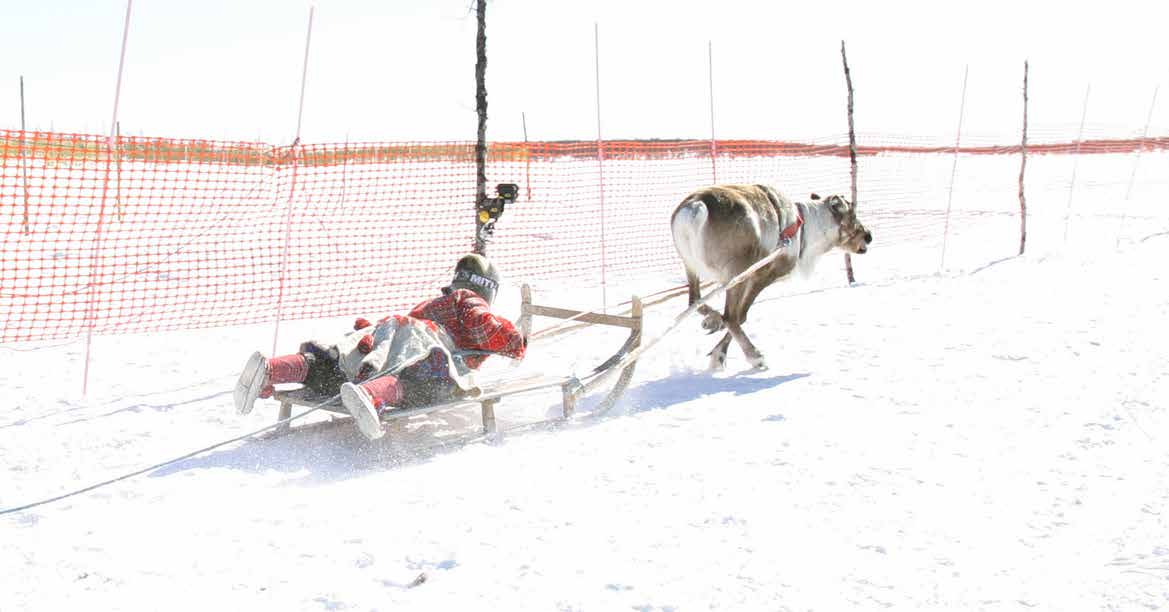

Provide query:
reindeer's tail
left=671, top=198, right=709, bottom=306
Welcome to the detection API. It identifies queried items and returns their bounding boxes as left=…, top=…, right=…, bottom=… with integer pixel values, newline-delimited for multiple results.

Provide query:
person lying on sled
left=233, top=253, right=527, bottom=440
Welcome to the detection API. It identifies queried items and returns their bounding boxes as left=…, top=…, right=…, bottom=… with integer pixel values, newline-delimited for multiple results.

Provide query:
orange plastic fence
left=3, top=130, right=1168, bottom=343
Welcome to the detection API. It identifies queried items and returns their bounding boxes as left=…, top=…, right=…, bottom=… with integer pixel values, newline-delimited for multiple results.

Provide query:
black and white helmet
left=445, top=253, right=500, bottom=305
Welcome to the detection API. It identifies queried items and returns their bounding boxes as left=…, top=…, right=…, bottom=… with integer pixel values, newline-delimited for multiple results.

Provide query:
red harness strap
left=779, top=209, right=804, bottom=245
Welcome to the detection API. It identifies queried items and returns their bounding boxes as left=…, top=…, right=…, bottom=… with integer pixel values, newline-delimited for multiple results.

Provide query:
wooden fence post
left=473, top=0, right=489, bottom=255
left=1018, top=60, right=1028, bottom=255
left=841, top=40, right=858, bottom=284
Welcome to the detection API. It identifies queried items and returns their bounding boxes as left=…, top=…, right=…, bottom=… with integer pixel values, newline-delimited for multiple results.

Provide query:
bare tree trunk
left=473, top=0, right=489, bottom=254
left=841, top=40, right=858, bottom=284
left=1018, top=60, right=1028, bottom=255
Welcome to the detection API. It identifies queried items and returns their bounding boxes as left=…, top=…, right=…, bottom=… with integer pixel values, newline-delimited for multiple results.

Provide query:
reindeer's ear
left=810, top=193, right=821, bottom=200
left=826, top=195, right=849, bottom=219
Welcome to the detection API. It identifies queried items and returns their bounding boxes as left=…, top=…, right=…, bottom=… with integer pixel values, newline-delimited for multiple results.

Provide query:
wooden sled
left=269, top=284, right=642, bottom=437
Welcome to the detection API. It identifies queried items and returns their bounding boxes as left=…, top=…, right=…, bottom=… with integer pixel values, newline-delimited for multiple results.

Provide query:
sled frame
left=270, top=284, right=641, bottom=437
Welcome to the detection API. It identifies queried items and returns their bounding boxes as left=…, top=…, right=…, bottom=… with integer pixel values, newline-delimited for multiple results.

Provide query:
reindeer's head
left=811, top=193, right=872, bottom=254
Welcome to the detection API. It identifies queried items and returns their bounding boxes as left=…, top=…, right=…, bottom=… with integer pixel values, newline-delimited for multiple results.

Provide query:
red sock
left=267, top=354, right=309, bottom=385
left=360, top=375, right=405, bottom=411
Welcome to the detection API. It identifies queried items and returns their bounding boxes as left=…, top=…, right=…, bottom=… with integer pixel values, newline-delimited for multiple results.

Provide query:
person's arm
left=455, top=293, right=527, bottom=363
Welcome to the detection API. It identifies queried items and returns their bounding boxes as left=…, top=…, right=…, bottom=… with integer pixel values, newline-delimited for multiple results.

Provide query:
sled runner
left=268, top=284, right=642, bottom=437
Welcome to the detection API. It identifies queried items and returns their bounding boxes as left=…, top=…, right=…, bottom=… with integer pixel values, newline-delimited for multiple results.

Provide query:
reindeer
left=670, top=184, right=872, bottom=370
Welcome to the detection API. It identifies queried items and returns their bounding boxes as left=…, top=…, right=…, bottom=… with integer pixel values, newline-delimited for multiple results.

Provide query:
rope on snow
left=0, top=397, right=336, bottom=517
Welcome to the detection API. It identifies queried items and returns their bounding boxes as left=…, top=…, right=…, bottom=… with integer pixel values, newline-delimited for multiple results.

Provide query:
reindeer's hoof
left=708, top=353, right=727, bottom=371
left=745, top=351, right=768, bottom=371
left=701, top=314, right=725, bottom=334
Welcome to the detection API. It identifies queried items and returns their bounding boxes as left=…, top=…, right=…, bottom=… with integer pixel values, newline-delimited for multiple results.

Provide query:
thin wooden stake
left=522, top=112, right=531, bottom=199
left=115, top=120, right=123, bottom=221
left=294, top=3, right=315, bottom=142
left=339, top=132, right=349, bottom=209
left=1017, top=60, right=1028, bottom=255
left=594, top=22, right=608, bottom=311
left=19, top=76, right=30, bottom=234
left=82, top=0, right=133, bottom=396
left=1063, top=84, right=1090, bottom=245
left=708, top=40, right=717, bottom=183
left=271, top=3, right=316, bottom=356
left=841, top=41, right=858, bottom=284
left=1116, top=85, right=1159, bottom=248
left=939, top=65, right=969, bottom=273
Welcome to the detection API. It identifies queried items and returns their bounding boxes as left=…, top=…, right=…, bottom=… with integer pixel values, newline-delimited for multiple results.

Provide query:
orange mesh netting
left=3, top=130, right=1168, bottom=342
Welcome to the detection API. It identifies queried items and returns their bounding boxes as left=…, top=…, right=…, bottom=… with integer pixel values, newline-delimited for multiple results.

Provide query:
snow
left=3, top=232, right=1169, bottom=609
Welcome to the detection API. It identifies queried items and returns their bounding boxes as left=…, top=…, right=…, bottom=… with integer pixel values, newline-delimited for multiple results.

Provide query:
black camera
left=476, top=183, right=521, bottom=249
left=495, top=183, right=518, bottom=202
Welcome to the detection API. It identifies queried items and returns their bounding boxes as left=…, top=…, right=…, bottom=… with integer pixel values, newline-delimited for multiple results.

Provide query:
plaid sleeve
left=453, top=291, right=527, bottom=364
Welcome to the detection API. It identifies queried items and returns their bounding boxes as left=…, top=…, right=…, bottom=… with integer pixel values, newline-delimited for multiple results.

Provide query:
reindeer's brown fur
left=670, top=184, right=872, bottom=370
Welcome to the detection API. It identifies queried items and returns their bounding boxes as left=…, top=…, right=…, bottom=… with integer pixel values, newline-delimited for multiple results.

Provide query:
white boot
left=341, top=382, right=385, bottom=440
left=233, top=351, right=269, bottom=415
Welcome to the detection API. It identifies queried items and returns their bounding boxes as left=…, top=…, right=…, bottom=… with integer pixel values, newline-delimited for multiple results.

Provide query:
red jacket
left=408, top=288, right=526, bottom=369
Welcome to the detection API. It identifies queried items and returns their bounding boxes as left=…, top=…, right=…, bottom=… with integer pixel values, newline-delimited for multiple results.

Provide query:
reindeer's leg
left=686, top=268, right=724, bottom=333
left=707, top=284, right=744, bottom=369
left=708, top=332, right=734, bottom=370
left=723, top=278, right=769, bottom=370
left=685, top=268, right=702, bottom=306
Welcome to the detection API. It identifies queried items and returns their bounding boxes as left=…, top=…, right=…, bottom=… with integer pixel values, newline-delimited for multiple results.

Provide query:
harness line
left=3, top=242, right=800, bottom=517
left=0, top=397, right=336, bottom=517
left=0, top=347, right=431, bottom=516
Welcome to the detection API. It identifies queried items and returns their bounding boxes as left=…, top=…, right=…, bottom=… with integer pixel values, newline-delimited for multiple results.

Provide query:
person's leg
left=298, top=343, right=346, bottom=394
left=340, top=352, right=472, bottom=440
left=233, top=352, right=310, bottom=415
left=340, top=375, right=406, bottom=440
left=268, top=354, right=310, bottom=385
left=234, top=352, right=269, bottom=415
left=394, top=350, right=463, bottom=407
left=233, top=345, right=338, bottom=415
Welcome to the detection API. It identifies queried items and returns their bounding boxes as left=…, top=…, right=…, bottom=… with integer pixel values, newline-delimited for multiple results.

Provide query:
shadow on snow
left=148, top=368, right=810, bottom=485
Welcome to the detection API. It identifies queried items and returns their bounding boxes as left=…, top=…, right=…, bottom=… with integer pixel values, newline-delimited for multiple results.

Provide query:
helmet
left=445, top=253, right=500, bottom=304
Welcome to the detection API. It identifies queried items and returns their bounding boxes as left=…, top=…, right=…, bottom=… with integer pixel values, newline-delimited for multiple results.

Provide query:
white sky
left=1, top=0, right=1166, bottom=143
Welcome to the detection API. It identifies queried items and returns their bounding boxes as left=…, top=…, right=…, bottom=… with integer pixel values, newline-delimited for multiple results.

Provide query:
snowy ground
left=2, top=233, right=1168, bottom=610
